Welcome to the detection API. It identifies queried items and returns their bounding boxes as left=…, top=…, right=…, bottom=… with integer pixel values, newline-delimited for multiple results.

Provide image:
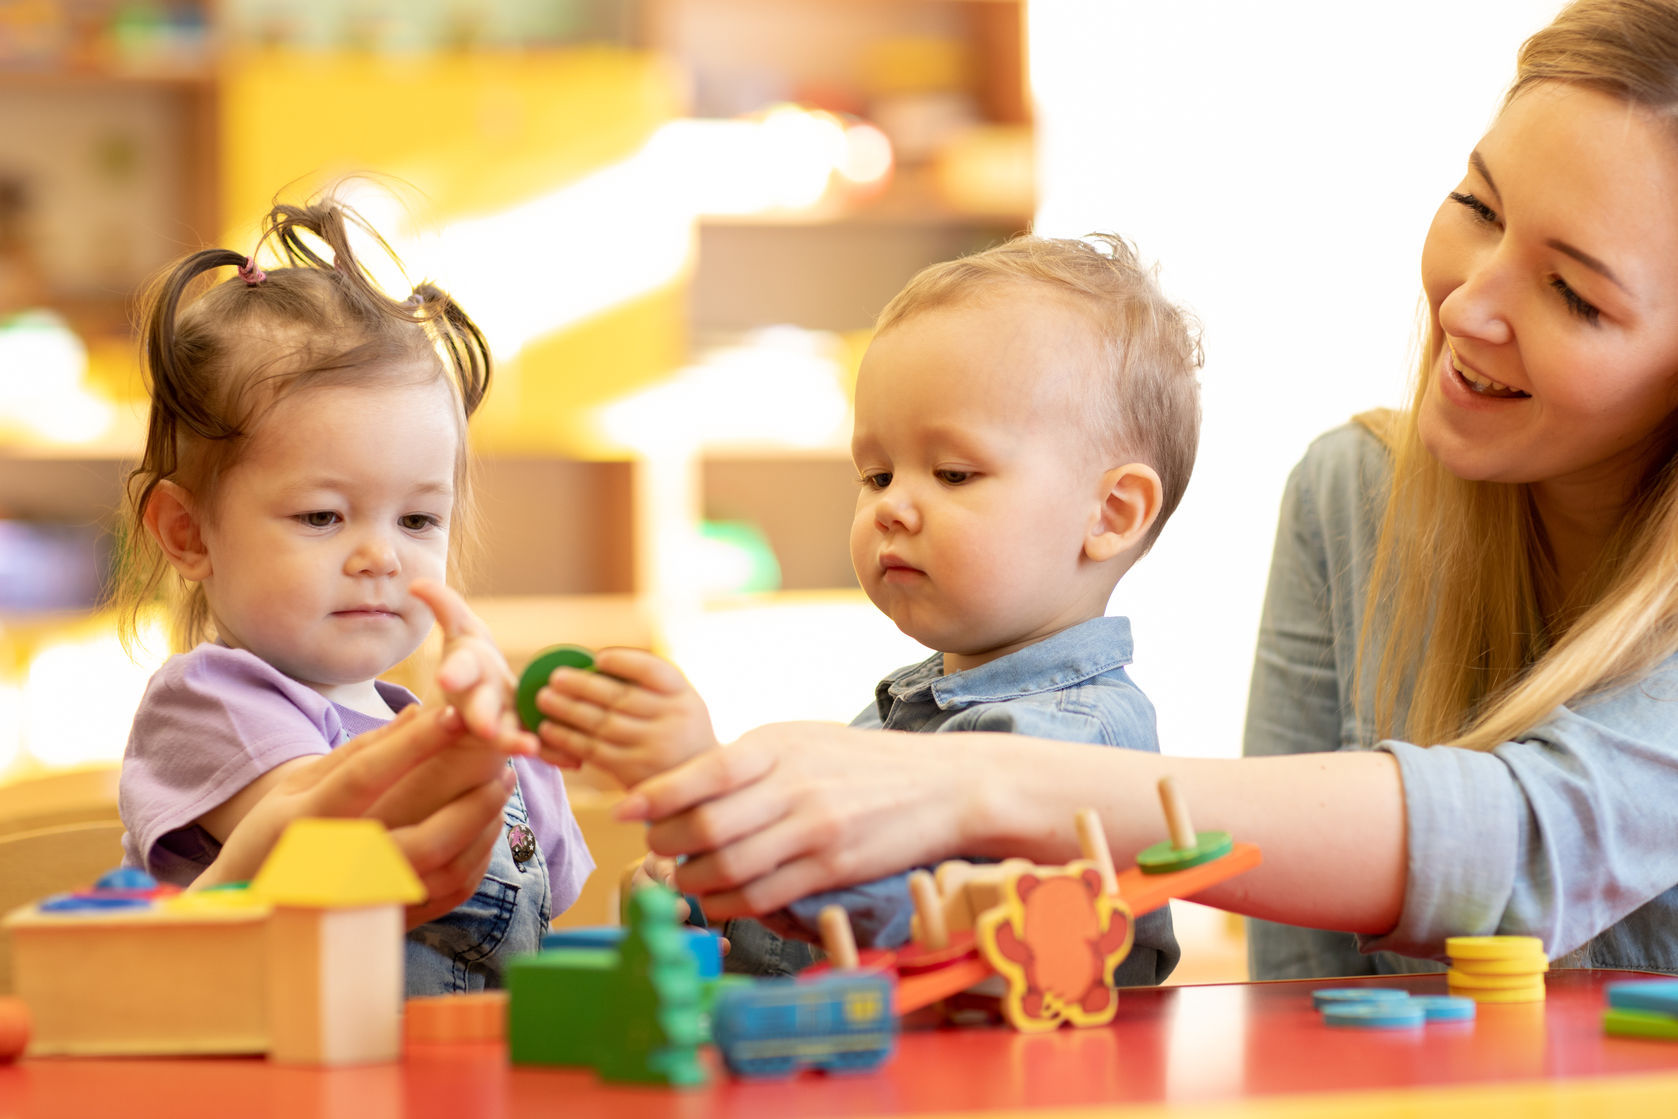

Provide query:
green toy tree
left=599, top=884, right=707, bottom=1086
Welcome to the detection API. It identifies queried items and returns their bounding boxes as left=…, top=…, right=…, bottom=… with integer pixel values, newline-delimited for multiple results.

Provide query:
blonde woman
left=613, top=0, right=1678, bottom=978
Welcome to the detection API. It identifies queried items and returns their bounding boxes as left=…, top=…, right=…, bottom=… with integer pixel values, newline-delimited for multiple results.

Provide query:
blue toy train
left=711, top=972, right=897, bottom=1078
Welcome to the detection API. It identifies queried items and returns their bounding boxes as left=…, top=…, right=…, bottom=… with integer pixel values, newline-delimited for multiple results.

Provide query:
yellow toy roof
left=250, top=818, right=425, bottom=908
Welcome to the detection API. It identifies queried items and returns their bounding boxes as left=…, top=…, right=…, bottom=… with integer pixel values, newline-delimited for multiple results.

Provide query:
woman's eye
left=297, top=511, right=339, bottom=528
left=1549, top=277, right=1602, bottom=325
left=936, top=470, right=972, bottom=485
left=860, top=472, right=892, bottom=490
left=1448, top=190, right=1500, bottom=226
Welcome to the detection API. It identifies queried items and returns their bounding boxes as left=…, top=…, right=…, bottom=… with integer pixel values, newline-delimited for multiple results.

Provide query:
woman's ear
left=143, top=480, right=212, bottom=581
left=1085, top=463, right=1162, bottom=563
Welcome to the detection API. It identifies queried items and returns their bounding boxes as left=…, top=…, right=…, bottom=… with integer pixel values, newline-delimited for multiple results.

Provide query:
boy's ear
left=143, top=480, right=212, bottom=581
left=1085, top=463, right=1162, bottom=563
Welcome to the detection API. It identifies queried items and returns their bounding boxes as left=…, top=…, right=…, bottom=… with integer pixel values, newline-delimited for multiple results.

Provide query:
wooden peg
left=819, top=904, right=859, bottom=970
left=908, top=870, right=948, bottom=949
left=1075, top=808, right=1119, bottom=896
left=1158, top=776, right=1196, bottom=851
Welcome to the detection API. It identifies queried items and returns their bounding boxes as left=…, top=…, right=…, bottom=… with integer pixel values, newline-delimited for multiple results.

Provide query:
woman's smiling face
left=1418, top=81, right=1678, bottom=502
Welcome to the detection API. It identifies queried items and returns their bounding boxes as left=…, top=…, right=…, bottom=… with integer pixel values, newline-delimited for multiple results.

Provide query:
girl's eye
left=297, top=511, right=339, bottom=528
left=1549, top=277, right=1602, bottom=325
left=860, top=472, right=892, bottom=490
left=1448, top=190, right=1500, bottom=226
left=936, top=469, right=972, bottom=485
left=400, top=513, right=443, bottom=532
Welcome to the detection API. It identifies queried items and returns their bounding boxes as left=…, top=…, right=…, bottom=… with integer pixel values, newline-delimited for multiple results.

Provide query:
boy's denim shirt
left=748, top=615, right=1181, bottom=987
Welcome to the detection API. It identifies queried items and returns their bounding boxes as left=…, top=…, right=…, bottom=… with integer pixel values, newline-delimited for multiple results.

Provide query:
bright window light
left=1029, top=1, right=1565, bottom=760
left=24, top=629, right=161, bottom=769
left=338, top=106, right=886, bottom=363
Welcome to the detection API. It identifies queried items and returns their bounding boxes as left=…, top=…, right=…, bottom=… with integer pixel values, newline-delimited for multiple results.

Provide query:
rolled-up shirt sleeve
left=1368, top=659, right=1678, bottom=961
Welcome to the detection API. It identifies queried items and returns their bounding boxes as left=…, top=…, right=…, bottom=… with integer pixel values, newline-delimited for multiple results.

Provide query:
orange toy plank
left=1113, top=841, right=1261, bottom=917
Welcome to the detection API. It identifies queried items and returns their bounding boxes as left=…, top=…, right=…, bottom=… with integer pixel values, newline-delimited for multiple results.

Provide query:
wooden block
left=405, top=991, right=509, bottom=1044
left=6, top=902, right=269, bottom=1056
left=268, top=906, right=404, bottom=1065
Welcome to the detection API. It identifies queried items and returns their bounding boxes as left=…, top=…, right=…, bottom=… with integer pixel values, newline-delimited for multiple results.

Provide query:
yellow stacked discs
left=1445, top=936, right=1548, bottom=1003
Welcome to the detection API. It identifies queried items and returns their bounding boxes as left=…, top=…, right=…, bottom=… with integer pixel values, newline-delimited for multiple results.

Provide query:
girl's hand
left=616, top=721, right=973, bottom=920
left=534, top=647, right=719, bottom=786
left=411, top=578, right=537, bottom=757
left=198, top=705, right=516, bottom=927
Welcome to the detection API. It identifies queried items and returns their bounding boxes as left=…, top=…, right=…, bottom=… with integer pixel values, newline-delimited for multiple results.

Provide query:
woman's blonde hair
left=1362, top=0, right=1678, bottom=750
left=114, top=190, right=490, bottom=654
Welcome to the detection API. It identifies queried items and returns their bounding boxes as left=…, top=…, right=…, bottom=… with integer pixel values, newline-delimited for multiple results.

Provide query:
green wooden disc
left=1136, top=830, right=1234, bottom=875
left=516, top=644, right=596, bottom=732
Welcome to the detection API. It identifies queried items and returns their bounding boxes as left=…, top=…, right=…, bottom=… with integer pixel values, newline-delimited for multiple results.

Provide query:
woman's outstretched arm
left=621, top=721, right=1406, bottom=936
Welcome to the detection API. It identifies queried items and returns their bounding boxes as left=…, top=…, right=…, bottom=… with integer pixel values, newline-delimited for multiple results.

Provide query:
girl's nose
left=347, top=533, right=400, bottom=577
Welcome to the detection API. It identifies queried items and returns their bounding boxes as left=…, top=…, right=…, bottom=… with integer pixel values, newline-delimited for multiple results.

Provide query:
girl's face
left=1418, top=82, right=1678, bottom=509
left=196, top=374, right=459, bottom=709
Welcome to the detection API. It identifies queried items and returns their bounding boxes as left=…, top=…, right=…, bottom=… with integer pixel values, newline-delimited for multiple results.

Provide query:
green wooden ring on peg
left=1135, top=830, right=1234, bottom=875
left=516, top=644, right=596, bottom=733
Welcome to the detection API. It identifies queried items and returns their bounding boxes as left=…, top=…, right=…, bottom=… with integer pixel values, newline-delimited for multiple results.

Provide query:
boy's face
left=849, top=292, right=1118, bottom=672
left=195, top=374, right=458, bottom=707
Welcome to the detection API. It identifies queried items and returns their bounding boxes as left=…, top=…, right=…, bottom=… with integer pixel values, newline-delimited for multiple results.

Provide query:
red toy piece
left=0, top=996, right=32, bottom=1061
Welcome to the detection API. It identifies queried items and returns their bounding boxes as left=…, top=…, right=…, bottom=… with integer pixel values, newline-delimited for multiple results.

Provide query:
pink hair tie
left=238, top=257, right=266, bottom=286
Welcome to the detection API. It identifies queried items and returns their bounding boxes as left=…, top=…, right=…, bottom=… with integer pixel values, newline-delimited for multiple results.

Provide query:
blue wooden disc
left=1322, top=1000, right=1426, bottom=1028
left=1410, top=995, right=1477, bottom=1021
left=1312, top=987, right=1411, bottom=1010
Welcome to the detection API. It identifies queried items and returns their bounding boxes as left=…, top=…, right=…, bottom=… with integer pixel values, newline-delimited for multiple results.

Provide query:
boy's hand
left=533, top=647, right=719, bottom=787
left=627, top=853, right=730, bottom=957
left=411, top=578, right=537, bottom=757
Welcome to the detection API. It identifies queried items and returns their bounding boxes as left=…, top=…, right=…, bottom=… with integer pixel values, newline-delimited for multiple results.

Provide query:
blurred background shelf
left=0, top=0, right=1034, bottom=770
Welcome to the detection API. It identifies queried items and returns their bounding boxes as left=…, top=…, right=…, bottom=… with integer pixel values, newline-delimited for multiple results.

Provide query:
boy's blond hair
left=875, top=232, right=1203, bottom=552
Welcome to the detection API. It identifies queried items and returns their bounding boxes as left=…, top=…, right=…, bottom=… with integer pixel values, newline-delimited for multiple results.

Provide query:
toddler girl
left=113, top=193, right=592, bottom=993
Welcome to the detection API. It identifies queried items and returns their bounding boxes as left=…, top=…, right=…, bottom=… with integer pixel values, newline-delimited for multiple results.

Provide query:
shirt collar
left=876, top=616, right=1135, bottom=713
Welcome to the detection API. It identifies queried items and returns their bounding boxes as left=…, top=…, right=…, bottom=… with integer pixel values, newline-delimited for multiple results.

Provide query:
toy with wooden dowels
left=1134, top=777, right=1234, bottom=874
left=804, top=786, right=1260, bottom=1030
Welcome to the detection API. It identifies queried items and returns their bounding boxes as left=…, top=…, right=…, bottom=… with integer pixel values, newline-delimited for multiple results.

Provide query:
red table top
left=7, top=970, right=1678, bottom=1118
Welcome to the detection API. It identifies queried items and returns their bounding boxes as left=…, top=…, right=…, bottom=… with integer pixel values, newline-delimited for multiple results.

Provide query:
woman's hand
left=411, top=578, right=537, bottom=756
left=197, top=704, right=517, bottom=929
left=617, top=721, right=975, bottom=920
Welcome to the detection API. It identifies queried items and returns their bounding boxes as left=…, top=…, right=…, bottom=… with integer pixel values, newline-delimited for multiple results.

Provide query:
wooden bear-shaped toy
left=976, top=861, right=1134, bottom=1032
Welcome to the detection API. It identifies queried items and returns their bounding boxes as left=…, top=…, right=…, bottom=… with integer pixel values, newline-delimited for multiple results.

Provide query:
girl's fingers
left=410, top=578, right=491, bottom=642
left=396, top=769, right=514, bottom=886
left=437, top=642, right=492, bottom=695
left=307, top=706, right=461, bottom=816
